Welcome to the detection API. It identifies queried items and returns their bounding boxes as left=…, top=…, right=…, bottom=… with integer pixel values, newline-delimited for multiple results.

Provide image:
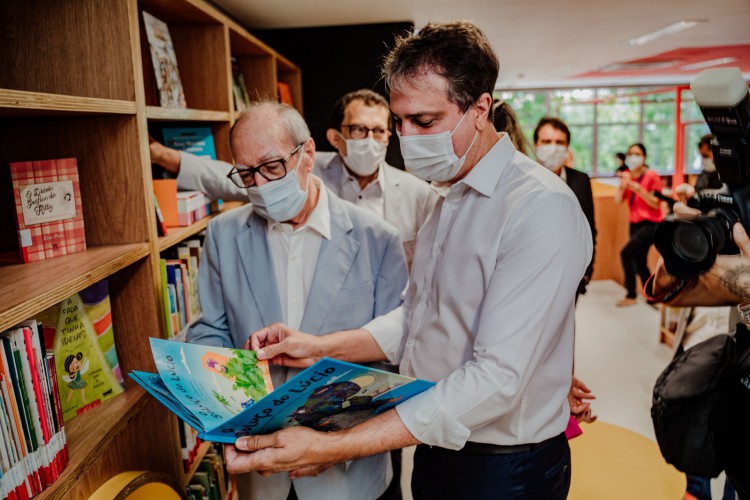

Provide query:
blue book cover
left=130, top=338, right=434, bottom=443
left=162, top=127, right=217, bottom=160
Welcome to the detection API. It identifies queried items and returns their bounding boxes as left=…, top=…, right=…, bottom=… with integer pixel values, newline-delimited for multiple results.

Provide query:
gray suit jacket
left=186, top=188, right=408, bottom=500
left=176, top=150, right=439, bottom=267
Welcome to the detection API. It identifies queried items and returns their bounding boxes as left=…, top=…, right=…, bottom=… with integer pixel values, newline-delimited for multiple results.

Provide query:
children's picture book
left=162, top=128, right=217, bottom=160
left=10, top=158, right=86, bottom=263
left=36, top=280, right=125, bottom=422
left=143, top=11, right=187, bottom=108
left=130, top=339, right=434, bottom=443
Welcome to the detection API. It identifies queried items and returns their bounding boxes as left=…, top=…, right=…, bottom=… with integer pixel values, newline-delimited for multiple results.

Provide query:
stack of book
left=153, top=181, right=214, bottom=228
left=161, top=236, right=204, bottom=340
left=0, top=320, right=69, bottom=499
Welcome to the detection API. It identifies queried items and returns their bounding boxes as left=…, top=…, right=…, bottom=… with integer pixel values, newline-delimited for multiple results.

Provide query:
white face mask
left=535, top=144, right=568, bottom=172
left=398, top=108, right=478, bottom=182
left=246, top=153, right=308, bottom=222
left=339, top=135, right=387, bottom=176
left=626, top=154, right=644, bottom=169
left=701, top=157, right=716, bottom=173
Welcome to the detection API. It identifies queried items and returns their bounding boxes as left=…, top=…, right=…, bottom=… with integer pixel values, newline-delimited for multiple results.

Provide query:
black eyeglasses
left=227, top=143, right=304, bottom=188
left=341, top=124, right=391, bottom=140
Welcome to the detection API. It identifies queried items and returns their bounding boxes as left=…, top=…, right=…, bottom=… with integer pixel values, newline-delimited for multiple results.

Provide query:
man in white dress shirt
left=226, top=21, right=593, bottom=499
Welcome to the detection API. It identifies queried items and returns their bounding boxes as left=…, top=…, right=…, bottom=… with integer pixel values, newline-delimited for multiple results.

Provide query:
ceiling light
left=681, top=57, right=738, bottom=71
left=626, top=20, right=707, bottom=46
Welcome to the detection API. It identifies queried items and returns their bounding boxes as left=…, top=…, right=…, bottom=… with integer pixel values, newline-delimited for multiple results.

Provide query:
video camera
left=654, top=68, right=750, bottom=278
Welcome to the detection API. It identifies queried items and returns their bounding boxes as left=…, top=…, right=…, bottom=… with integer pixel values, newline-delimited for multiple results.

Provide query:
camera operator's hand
left=652, top=222, right=750, bottom=306
left=674, top=183, right=696, bottom=204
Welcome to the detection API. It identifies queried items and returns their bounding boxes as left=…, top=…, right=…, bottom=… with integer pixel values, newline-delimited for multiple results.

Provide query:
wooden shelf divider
left=158, top=201, right=244, bottom=251
left=0, top=243, right=150, bottom=332
left=146, top=106, right=230, bottom=122
left=0, top=89, right=137, bottom=116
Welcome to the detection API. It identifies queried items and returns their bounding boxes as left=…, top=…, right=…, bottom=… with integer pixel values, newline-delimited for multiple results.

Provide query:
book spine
left=6, top=335, right=40, bottom=494
left=14, top=327, right=49, bottom=488
left=21, top=327, right=52, bottom=487
left=0, top=342, right=33, bottom=499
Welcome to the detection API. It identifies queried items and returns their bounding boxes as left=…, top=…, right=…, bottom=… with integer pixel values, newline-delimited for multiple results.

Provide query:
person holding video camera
left=647, top=67, right=750, bottom=500
left=616, top=142, right=664, bottom=306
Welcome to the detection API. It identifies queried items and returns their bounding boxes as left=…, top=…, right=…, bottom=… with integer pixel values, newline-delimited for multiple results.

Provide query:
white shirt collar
left=339, top=158, right=385, bottom=196
left=267, top=176, right=332, bottom=240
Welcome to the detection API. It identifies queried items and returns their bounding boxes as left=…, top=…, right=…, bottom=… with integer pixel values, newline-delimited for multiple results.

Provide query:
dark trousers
left=621, top=221, right=657, bottom=298
left=411, top=433, right=570, bottom=500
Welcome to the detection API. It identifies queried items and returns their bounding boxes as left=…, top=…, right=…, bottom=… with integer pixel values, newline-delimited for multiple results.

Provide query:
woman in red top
left=616, top=143, right=664, bottom=306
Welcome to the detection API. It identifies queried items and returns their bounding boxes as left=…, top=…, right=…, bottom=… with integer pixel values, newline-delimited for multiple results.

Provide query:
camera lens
left=671, top=224, right=710, bottom=263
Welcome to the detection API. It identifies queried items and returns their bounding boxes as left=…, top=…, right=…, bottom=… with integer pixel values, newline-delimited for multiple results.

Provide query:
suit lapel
left=236, top=213, right=283, bottom=327
left=317, top=154, right=345, bottom=197
left=300, top=195, right=359, bottom=335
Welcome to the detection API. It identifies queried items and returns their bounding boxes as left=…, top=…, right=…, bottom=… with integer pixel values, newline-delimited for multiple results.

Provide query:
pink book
left=10, top=158, right=86, bottom=263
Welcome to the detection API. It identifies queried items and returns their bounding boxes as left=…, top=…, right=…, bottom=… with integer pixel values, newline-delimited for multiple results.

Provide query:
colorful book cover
left=130, top=339, right=434, bottom=443
left=142, top=11, right=187, bottom=109
left=162, top=128, right=217, bottom=160
left=10, top=158, right=86, bottom=263
left=36, top=281, right=124, bottom=422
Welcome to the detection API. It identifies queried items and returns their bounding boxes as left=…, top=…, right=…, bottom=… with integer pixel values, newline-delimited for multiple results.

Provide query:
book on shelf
left=130, top=339, right=434, bottom=443
left=153, top=180, right=212, bottom=228
left=161, top=236, right=204, bottom=341
left=153, top=192, right=168, bottom=237
left=0, top=319, right=69, bottom=498
left=162, top=128, right=217, bottom=161
left=277, top=82, right=293, bottom=107
left=36, top=280, right=125, bottom=423
left=230, top=57, right=252, bottom=113
left=10, top=158, right=86, bottom=264
left=142, top=11, right=187, bottom=109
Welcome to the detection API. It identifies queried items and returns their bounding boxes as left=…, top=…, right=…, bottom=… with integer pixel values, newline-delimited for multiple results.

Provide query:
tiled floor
left=399, top=279, right=729, bottom=498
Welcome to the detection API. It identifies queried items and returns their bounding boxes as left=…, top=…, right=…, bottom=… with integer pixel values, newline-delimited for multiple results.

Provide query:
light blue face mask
left=247, top=153, right=308, bottom=222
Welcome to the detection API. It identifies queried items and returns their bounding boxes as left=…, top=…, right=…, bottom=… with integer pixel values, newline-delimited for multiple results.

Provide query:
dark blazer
left=564, top=167, right=596, bottom=294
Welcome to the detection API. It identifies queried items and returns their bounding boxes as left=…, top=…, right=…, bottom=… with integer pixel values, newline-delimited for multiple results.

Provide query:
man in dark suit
left=534, top=117, right=597, bottom=301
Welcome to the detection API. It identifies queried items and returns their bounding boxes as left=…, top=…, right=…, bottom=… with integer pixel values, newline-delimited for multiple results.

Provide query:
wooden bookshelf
left=0, top=0, right=301, bottom=497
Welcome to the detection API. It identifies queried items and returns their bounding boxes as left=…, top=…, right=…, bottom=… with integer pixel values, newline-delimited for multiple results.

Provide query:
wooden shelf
left=0, top=89, right=137, bottom=116
left=0, top=243, right=150, bottom=332
left=37, top=387, right=151, bottom=500
left=183, top=441, right=212, bottom=488
left=146, top=106, right=230, bottom=122
left=158, top=201, right=244, bottom=251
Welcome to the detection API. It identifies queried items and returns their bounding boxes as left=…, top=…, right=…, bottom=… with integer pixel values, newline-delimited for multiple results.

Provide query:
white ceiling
left=212, top=0, right=750, bottom=89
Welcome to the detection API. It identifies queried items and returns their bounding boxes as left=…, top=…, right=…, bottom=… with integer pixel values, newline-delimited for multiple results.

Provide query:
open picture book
left=130, top=338, right=434, bottom=443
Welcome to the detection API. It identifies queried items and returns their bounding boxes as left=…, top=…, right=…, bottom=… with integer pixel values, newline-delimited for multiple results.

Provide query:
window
left=499, top=86, right=706, bottom=177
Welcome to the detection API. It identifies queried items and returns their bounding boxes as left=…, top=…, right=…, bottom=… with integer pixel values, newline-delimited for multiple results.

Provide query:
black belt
left=420, top=433, right=565, bottom=455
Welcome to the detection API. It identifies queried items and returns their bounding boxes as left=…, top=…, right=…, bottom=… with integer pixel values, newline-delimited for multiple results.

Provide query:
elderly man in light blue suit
left=186, top=101, right=407, bottom=500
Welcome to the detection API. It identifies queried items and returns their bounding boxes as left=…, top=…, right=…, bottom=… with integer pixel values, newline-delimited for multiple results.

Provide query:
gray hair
left=231, top=101, right=311, bottom=148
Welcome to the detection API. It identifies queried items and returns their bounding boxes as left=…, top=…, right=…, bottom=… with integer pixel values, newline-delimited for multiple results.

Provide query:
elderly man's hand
left=225, top=426, right=337, bottom=476
left=247, top=323, right=321, bottom=367
left=148, top=137, right=182, bottom=174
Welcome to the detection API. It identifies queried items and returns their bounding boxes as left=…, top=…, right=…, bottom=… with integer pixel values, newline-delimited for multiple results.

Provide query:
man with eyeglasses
left=186, top=101, right=407, bottom=500
left=150, top=89, right=437, bottom=269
